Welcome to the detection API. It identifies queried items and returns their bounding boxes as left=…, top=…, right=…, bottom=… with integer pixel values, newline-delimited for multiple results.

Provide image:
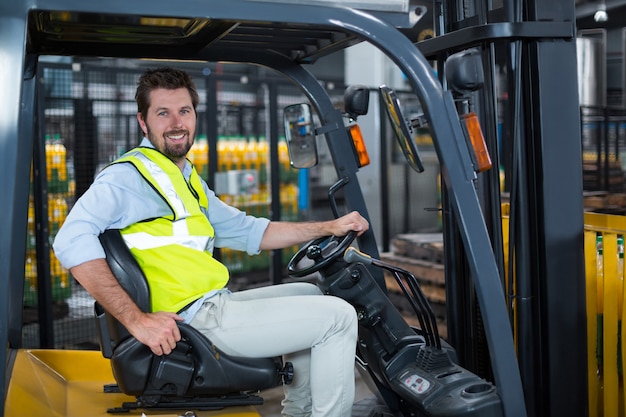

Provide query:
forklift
left=0, top=1, right=585, bottom=417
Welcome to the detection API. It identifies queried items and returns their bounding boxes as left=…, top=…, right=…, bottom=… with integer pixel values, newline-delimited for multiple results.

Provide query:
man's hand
left=70, top=259, right=185, bottom=356
left=260, top=210, right=370, bottom=250
left=328, top=211, right=369, bottom=237
left=128, top=311, right=184, bottom=355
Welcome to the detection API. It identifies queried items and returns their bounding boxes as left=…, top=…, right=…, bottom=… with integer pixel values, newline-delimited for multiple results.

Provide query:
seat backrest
left=96, top=229, right=151, bottom=356
left=98, top=229, right=151, bottom=311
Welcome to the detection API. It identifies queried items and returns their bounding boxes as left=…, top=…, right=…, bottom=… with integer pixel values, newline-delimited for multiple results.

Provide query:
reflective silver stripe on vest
left=124, top=151, right=215, bottom=253
left=132, top=151, right=190, bottom=218
left=123, top=231, right=214, bottom=253
left=173, top=217, right=189, bottom=236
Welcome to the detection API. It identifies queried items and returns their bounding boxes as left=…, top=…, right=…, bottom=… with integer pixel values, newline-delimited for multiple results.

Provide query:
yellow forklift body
left=5, top=350, right=261, bottom=417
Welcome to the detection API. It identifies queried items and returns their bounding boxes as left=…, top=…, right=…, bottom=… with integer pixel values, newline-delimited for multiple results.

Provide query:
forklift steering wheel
left=287, top=231, right=357, bottom=278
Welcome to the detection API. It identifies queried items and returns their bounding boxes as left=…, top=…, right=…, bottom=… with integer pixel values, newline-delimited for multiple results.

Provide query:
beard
left=146, top=126, right=193, bottom=160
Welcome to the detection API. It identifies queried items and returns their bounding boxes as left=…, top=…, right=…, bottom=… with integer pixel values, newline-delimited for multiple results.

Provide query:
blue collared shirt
left=53, top=138, right=270, bottom=271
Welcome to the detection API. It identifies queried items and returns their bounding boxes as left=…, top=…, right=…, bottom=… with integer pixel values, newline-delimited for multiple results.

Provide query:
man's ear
left=137, top=113, right=147, bottom=136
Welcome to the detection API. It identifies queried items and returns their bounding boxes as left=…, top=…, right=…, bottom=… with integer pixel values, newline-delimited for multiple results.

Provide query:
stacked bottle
left=215, top=136, right=264, bottom=273
left=24, top=134, right=71, bottom=306
left=278, top=137, right=299, bottom=184
left=46, top=134, right=70, bottom=196
left=187, top=135, right=209, bottom=179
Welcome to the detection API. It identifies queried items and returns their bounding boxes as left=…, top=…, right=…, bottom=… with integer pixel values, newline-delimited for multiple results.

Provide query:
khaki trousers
left=190, top=282, right=358, bottom=417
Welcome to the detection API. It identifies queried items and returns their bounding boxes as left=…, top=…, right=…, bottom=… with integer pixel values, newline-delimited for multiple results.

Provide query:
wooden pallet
left=390, top=233, right=444, bottom=264
left=380, top=253, right=444, bottom=287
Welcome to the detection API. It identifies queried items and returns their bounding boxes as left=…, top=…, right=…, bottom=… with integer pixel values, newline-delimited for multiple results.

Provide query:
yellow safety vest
left=113, top=147, right=229, bottom=313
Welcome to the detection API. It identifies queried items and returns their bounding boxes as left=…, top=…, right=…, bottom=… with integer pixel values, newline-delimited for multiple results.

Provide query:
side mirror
left=283, top=103, right=318, bottom=169
left=379, top=85, right=424, bottom=173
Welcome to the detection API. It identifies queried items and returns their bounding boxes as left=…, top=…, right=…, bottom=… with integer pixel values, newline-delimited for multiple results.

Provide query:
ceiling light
left=594, top=2, right=608, bottom=22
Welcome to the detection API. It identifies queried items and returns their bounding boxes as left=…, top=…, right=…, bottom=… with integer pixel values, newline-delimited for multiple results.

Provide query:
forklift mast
left=420, top=2, right=585, bottom=417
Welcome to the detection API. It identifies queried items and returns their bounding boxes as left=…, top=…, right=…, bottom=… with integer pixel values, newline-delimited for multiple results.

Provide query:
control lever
left=328, top=176, right=350, bottom=219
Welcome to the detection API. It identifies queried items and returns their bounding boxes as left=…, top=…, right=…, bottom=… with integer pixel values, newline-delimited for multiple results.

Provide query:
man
left=53, top=67, right=369, bottom=417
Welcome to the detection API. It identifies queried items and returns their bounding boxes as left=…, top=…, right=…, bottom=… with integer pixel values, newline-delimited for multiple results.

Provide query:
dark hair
left=135, top=67, right=200, bottom=120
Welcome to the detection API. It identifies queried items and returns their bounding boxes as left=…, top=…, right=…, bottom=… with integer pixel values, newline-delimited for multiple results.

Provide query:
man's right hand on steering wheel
left=258, top=211, right=369, bottom=251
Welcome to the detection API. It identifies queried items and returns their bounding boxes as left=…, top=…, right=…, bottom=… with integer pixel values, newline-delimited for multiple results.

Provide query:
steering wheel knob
left=287, top=231, right=357, bottom=278
left=306, top=245, right=322, bottom=260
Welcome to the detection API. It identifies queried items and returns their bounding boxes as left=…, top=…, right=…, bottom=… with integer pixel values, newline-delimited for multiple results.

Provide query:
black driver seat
left=94, top=229, right=291, bottom=411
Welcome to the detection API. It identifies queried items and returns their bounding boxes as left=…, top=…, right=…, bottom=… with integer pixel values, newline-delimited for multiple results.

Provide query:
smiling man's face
left=137, top=87, right=197, bottom=169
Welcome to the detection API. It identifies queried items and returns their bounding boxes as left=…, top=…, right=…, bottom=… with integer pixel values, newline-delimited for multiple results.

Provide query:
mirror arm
left=314, top=121, right=341, bottom=136
left=410, top=114, right=428, bottom=129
